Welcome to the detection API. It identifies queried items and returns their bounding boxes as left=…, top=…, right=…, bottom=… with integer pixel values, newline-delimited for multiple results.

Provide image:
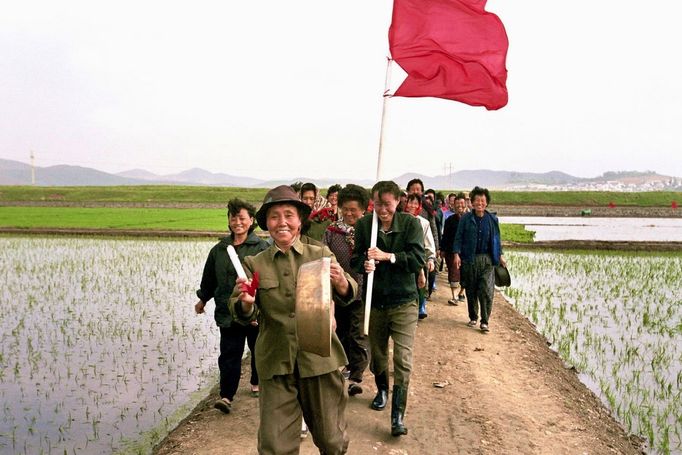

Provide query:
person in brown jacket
left=230, top=185, right=358, bottom=455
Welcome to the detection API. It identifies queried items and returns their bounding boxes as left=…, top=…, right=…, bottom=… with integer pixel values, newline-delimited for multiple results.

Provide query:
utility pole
left=30, top=150, right=35, bottom=185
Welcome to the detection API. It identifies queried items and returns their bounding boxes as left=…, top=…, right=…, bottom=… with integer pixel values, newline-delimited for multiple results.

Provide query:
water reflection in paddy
left=500, top=217, right=682, bottom=242
left=0, top=237, right=220, bottom=454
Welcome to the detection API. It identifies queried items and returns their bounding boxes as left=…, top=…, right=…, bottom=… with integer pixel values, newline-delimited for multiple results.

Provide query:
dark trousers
left=219, top=323, right=259, bottom=400
left=335, top=300, right=369, bottom=383
left=461, top=254, right=495, bottom=324
left=428, top=268, right=437, bottom=296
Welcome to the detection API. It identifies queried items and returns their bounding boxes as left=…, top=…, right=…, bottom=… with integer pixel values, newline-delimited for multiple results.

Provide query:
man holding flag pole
left=356, top=0, right=508, bottom=438
left=351, top=180, right=425, bottom=437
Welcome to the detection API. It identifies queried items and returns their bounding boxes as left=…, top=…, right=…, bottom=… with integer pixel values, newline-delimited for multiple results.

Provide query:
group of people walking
left=194, top=179, right=505, bottom=454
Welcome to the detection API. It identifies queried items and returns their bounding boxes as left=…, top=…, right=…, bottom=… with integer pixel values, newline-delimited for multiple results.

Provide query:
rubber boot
left=418, top=293, right=428, bottom=319
left=391, top=385, right=408, bottom=436
left=371, top=372, right=389, bottom=410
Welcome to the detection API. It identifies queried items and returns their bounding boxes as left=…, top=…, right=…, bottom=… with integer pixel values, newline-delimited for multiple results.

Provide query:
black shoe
left=348, top=382, right=363, bottom=396
left=391, top=385, right=408, bottom=436
left=418, top=313, right=428, bottom=319
left=214, top=398, right=232, bottom=414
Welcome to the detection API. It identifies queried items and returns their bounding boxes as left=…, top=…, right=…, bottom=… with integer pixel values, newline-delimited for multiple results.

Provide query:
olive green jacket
left=229, top=238, right=358, bottom=380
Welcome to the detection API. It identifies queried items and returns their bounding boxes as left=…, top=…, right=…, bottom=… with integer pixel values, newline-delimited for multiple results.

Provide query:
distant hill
left=116, top=167, right=263, bottom=187
left=0, top=159, right=145, bottom=186
left=1, top=158, right=680, bottom=191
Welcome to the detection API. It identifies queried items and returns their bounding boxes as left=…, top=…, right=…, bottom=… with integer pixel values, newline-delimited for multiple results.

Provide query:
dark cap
left=255, top=185, right=311, bottom=230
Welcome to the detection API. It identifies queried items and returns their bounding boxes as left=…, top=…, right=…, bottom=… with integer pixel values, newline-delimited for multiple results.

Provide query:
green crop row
left=0, top=206, right=534, bottom=242
left=0, top=206, right=228, bottom=231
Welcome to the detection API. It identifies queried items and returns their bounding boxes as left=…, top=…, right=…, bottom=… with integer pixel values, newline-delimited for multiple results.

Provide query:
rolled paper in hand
left=227, top=245, right=247, bottom=279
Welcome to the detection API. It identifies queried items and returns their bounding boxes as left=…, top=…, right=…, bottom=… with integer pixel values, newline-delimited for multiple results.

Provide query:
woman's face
left=301, top=191, right=316, bottom=208
left=266, top=203, right=301, bottom=247
left=405, top=198, right=420, bottom=216
left=229, top=208, right=253, bottom=236
left=327, top=191, right=338, bottom=209
left=472, top=194, right=488, bottom=216
left=340, top=200, right=364, bottom=227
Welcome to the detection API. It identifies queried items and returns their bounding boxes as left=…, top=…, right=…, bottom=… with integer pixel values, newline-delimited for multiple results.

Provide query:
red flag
left=389, top=0, right=509, bottom=110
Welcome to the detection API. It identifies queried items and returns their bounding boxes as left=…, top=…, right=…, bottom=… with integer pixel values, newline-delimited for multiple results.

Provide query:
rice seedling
left=504, top=250, right=682, bottom=454
left=0, top=237, right=222, bottom=454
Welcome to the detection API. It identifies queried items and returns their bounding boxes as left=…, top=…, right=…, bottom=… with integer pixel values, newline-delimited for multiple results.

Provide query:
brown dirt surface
left=153, top=274, right=643, bottom=455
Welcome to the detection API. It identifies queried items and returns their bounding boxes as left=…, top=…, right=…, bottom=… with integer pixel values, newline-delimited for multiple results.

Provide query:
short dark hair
left=300, top=182, right=317, bottom=196
left=372, top=180, right=401, bottom=200
left=447, top=192, right=457, bottom=200
left=406, top=178, right=424, bottom=193
left=455, top=192, right=466, bottom=200
left=337, top=184, right=370, bottom=210
left=290, top=181, right=303, bottom=193
left=227, top=198, right=258, bottom=233
left=326, top=184, right=342, bottom=198
left=469, top=186, right=491, bottom=204
left=406, top=193, right=421, bottom=204
left=425, top=188, right=436, bottom=198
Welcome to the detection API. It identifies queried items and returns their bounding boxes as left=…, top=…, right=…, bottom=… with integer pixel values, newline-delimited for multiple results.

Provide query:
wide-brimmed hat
left=494, top=265, right=511, bottom=287
left=255, top=185, right=312, bottom=230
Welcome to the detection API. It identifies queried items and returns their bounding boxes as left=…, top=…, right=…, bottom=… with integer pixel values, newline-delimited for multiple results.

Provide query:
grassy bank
left=0, top=206, right=227, bottom=231
left=0, top=206, right=535, bottom=242
left=2, top=185, right=680, bottom=207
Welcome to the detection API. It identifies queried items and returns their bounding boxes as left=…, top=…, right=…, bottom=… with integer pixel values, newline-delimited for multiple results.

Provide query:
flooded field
left=500, top=217, right=682, bottom=242
left=504, top=251, right=682, bottom=454
left=0, top=237, right=219, bottom=454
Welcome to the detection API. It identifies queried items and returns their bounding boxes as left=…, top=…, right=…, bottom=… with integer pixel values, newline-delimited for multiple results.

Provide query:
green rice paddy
left=504, top=250, right=682, bottom=454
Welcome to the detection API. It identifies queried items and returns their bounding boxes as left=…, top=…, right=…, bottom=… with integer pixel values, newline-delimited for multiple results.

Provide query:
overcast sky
left=2, top=1, right=681, bottom=181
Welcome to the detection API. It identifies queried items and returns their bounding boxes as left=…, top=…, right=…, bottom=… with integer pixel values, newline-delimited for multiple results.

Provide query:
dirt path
left=154, top=274, right=642, bottom=455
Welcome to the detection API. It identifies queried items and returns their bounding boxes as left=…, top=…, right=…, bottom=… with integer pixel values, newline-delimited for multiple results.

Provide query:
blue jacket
left=452, top=211, right=503, bottom=266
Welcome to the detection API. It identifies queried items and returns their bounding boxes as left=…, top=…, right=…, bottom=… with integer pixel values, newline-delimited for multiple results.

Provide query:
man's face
left=454, top=198, right=466, bottom=215
left=301, top=190, right=316, bottom=208
left=424, top=193, right=434, bottom=206
left=372, top=191, right=399, bottom=225
left=266, top=204, right=302, bottom=246
left=407, top=183, right=423, bottom=197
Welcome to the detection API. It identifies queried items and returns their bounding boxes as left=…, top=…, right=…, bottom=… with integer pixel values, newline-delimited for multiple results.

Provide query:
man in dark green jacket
left=351, top=180, right=425, bottom=437
left=195, top=199, right=269, bottom=414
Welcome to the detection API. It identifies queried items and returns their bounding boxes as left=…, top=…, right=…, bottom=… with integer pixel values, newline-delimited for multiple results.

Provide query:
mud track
left=153, top=277, right=643, bottom=455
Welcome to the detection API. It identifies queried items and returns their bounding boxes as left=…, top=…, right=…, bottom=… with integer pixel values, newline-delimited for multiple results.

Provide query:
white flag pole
left=363, top=57, right=393, bottom=336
